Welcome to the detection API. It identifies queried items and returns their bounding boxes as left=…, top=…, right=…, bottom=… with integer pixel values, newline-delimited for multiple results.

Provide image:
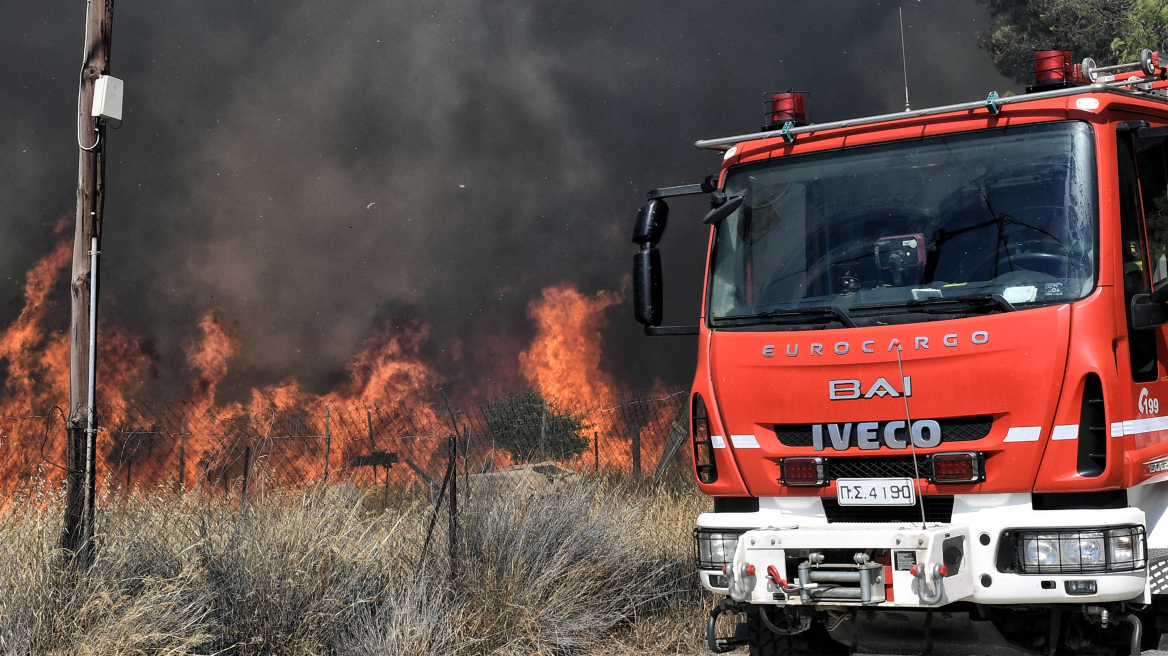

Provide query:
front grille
left=822, top=496, right=954, bottom=523
left=774, top=416, right=993, bottom=447
left=942, top=416, right=996, bottom=442
left=827, top=456, right=923, bottom=480
left=778, top=454, right=986, bottom=485
left=774, top=426, right=821, bottom=447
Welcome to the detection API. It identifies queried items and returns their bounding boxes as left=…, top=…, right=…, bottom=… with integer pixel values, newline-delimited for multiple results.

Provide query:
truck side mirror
left=632, top=199, right=668, bottom=327
left=702, top=192, right=745, bottom=225
left=632, top=199, right=669, bottom=245
left=1131, top=293, right=1168, bottom=329
left=630, top=188, right=699, bottom=335
left=633, top=245, right=663, bottom=327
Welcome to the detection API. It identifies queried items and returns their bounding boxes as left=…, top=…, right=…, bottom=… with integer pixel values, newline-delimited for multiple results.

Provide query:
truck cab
left=636, top=51, right=1168, bottom=655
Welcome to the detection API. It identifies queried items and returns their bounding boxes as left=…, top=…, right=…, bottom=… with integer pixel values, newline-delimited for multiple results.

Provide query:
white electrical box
left=91, top=75, right=124, bottom=121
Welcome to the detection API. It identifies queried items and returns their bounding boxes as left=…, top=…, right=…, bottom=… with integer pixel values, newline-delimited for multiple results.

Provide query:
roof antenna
left=891, top=340, right=928, bottom=529
left=899, top=6, right=911, bottom=112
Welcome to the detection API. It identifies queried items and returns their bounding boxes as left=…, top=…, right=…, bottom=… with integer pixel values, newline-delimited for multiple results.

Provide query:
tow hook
left=706, top=599, right=749, bottom=653
left=725, top=562, right=757, bottom=602
left=767, top=564, right=787, bottom=589
left=909, top=563, right=947, bottom=605
left=1085, top=606, right=1110, bottom=628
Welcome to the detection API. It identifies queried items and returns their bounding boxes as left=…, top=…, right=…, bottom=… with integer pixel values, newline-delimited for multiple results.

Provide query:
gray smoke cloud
left=0, top=0, right=1022, bottom=402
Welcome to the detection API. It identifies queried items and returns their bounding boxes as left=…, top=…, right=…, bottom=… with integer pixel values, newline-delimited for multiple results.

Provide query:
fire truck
left=633, top=50, right=1168, bottom=655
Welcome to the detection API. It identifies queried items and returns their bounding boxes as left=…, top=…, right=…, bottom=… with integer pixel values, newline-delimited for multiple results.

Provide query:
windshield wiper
left=721, top=305, right=857, bottom=328
left=851, top=293, right=1016, bottom=314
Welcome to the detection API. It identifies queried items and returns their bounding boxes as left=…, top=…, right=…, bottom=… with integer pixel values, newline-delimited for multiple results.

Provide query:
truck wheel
left=747, top=608, right=846, bottom=656
left=1154, top=594, right=1168, bottom=650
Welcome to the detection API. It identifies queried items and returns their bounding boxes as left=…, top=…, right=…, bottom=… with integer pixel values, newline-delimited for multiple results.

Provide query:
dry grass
left=0, top=475, right=714, bottom=655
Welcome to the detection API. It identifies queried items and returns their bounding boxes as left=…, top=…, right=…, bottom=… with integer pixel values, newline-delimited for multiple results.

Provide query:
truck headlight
left=695, top=529, right=741, bottom=570
left=1002, top=525, right=1145, bottom=574
left=1108, top=527, right=1145, bottom=566
left=1060, top=533, right=1104, bottom=567
left=1023, top=535, right=1060, bottom=567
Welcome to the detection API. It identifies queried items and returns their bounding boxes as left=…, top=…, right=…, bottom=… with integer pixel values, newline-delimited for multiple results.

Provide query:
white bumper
left=697, top=494, right=1148, bottom=607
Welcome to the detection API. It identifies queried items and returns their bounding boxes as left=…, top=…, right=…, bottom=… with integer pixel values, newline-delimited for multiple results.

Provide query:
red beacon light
left=1029, top=50, right=1078, bottom=92
left=763, top=91, right=809, bottom=131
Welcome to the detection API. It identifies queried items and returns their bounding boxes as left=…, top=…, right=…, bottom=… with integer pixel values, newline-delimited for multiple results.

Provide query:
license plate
left=835, top=478, right=916, bottom=506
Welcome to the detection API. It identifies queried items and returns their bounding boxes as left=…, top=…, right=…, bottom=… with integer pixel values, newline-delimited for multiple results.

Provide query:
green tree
left=483, top=390, right=588, bottom=463
left=979, top=0, right=1168, bottom=84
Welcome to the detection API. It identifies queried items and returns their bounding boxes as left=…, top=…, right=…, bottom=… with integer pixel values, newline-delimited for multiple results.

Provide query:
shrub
left=0, top=478, right=709, bottom=655
left=483, top=390, right=588, bottom=463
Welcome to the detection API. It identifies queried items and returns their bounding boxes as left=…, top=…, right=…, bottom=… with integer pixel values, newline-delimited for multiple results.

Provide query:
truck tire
left=1154, top=594, right=1168, bottom=651
left=747, top=608, right=846, bottom=656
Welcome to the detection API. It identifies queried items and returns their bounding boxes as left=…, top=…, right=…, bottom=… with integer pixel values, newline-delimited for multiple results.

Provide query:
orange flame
left=519, top=284, right=621, bottom=408
left=185, top=311, right=240, bottom=414
left=1, top=239, right=681, bottom=497
left=152, top=314, right=446, bottom=492
left=514, top=284, right=681, bottom=474
left=324, top=323, right=443, bottom=408
left=0, top=240, right=71, bottom=411
left=0, top=239, right=152, bottom=496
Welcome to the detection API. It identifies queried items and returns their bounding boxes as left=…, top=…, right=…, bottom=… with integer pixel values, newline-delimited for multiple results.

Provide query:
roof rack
left=694, top=81, right=1156, bottom=151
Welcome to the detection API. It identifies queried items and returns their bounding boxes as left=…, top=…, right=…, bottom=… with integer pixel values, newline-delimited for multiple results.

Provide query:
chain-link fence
left=0, top=387, right=694, bottom=551
left=0, top=387, right=712, bottom=653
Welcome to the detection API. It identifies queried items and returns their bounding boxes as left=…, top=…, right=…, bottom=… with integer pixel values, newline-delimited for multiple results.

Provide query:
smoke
left=0, top=0, right=1021, bottom=403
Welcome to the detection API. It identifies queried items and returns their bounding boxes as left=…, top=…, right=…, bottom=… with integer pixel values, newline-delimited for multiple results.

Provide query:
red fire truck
left=634, top=51, right=1168, bottom=655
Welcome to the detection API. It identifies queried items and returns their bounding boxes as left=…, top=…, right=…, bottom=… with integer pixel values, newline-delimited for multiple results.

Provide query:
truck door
left=1116, top=123, right=1168, bottom=453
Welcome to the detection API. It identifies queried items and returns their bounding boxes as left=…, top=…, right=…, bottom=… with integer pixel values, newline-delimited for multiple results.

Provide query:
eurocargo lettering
left=632, top=49, right=1168, bottom=655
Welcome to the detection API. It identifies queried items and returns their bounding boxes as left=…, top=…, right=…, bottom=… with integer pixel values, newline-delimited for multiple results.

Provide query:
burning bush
left=482, top=390, right=587, bottom=463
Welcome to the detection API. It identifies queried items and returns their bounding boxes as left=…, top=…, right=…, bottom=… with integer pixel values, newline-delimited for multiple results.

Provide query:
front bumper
left=697, top=495, right=1148, bottom=607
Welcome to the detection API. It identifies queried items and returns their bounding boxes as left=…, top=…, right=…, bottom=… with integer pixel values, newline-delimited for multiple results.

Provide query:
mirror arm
left=645, top=325, right=700, bottom=336
left=647, top=184, right=704, bottom=200
left=647, top=175, right=718, bottom=200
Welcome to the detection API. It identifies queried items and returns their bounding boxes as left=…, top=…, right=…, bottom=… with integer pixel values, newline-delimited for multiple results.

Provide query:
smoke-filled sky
left=0, top=0, right=1022, bottom=403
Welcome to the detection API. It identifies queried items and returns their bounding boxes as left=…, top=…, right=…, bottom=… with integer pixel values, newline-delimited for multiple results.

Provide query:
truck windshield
left=708, top=121, right=1096, bottom=327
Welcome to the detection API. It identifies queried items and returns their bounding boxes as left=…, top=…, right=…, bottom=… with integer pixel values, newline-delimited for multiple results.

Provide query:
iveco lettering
left=632, top=48, right=1168, bottom=655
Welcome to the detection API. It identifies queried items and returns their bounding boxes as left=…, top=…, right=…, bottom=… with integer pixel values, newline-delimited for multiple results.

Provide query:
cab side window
left=1135, top=134, right=1168, bottom=288
left=1117, top=130, right=1158, bottom=382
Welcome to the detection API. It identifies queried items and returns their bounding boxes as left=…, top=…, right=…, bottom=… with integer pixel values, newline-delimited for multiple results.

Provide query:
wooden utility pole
left=62, top=0, right=114, bottom=555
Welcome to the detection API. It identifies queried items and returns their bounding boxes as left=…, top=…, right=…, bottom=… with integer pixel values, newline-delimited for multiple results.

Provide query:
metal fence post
left=594, top=431, right=599, bottom=473
left=538, top=397, right=547, bottom=462
left=632, top=427, right=641, bottom=478
left=323, top=405, right=331, bottom=484
left=366, top=410, right=379, bottom=489
left=366, top=410, right=374, bottom=451
left=440, top=388, right=462, bottom=577
left=242, top=445, right=251, bottom=503
left=448, top=431, right=458, bottom=576
left=178, top=418, right=186, bottom=491
left=462, top=420, right=469, bottom=505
